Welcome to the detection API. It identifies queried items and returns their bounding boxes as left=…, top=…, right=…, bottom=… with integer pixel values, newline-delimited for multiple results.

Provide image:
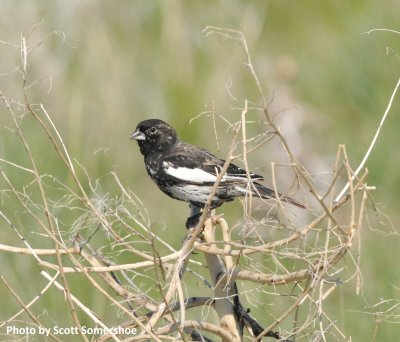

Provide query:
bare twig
left=335, top=77, right=400, bottom=203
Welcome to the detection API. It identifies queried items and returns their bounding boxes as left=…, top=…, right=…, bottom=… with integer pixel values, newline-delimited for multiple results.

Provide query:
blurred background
left=1, top=1, right=400, bottom=340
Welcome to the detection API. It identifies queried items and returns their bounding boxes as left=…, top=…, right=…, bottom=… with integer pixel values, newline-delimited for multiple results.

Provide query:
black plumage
left=130, top=119, right=304, bottom=227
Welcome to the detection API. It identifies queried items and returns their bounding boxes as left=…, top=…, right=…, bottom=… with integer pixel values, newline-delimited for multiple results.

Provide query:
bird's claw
left=186, top=212, right=202, bottom=229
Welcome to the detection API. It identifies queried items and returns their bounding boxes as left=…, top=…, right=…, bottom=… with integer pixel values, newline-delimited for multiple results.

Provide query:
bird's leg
left=185, top=204, right=203, bottom=229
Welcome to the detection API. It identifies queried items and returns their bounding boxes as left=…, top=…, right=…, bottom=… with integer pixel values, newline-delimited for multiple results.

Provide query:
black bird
left=130, top=119, right=304, bottom=227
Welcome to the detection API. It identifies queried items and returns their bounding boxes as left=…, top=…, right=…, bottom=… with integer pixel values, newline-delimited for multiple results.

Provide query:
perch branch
left=203, top=219, right=242, bottom=342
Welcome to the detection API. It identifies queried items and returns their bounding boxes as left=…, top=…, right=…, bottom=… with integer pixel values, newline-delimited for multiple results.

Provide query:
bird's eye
left=148, top=127, right=158, bottom=134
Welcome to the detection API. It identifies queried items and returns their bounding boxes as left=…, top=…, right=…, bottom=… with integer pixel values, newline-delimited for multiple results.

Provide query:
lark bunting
left=130, top=119, right=304, bottom=227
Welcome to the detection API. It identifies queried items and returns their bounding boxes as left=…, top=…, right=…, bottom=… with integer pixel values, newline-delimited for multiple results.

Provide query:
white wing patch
left=163, top=161, right=261, bottom=183
left=163, top=162, right=217, bottom=183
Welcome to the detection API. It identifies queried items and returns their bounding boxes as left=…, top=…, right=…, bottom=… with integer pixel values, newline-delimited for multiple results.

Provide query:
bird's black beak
left=130, top=130, right=146, bottom=141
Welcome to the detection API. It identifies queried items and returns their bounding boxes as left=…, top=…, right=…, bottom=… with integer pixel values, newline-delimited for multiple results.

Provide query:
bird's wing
left=162, top=143, right=264, bottom=185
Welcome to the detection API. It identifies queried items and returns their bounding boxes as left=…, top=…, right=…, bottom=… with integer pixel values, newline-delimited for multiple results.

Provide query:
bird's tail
left=252, top=182, right=306, bottom=209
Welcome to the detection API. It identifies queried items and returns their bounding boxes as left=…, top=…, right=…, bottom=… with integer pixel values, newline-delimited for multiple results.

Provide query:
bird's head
left=130, top=119, right=178, bottom=155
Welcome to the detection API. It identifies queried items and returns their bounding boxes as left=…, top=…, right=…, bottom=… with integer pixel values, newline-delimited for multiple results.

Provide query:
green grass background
left=1, top=1, right=400, bottom=340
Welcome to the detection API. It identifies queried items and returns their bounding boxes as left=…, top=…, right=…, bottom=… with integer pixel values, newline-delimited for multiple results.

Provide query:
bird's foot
left=186, top=213, right=202, bottom=229
left=185, top=206, right=221, bottom=229
left=186, top=204, right=204, bottom=229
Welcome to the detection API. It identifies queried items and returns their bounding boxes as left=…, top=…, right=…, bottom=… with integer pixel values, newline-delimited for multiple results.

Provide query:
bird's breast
left=144, top=155, right=162, bottom=179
